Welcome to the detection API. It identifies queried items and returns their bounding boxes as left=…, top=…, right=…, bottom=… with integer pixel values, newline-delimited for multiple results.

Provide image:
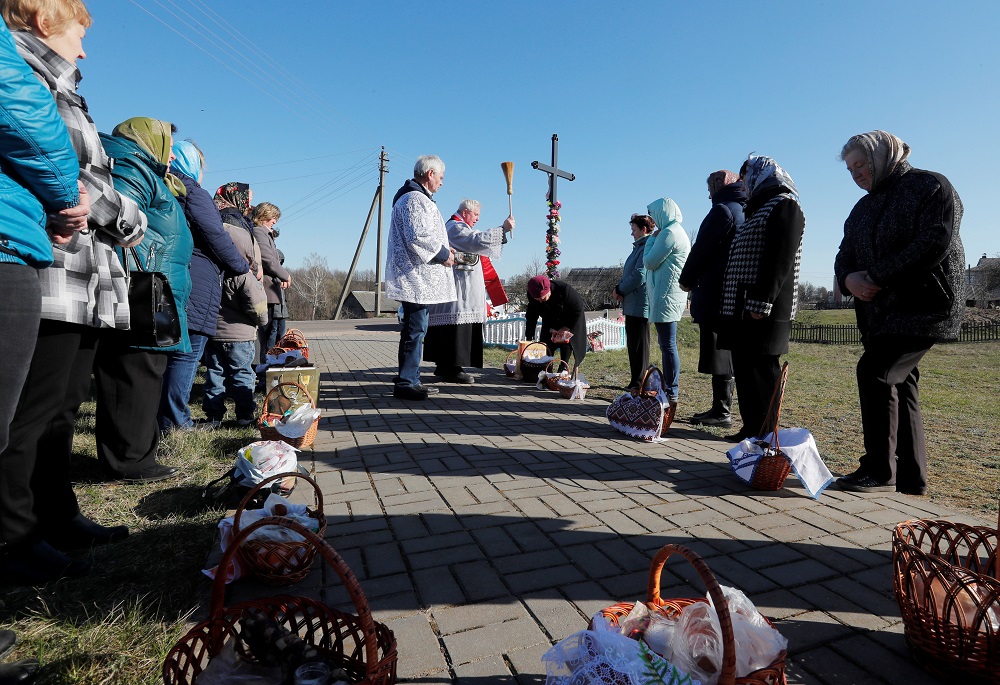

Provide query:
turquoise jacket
left=100, top=133, right=193, bottom=353
left=643, top=198, right=690, bottom=323
left=0, top=19, right=79, bottom=268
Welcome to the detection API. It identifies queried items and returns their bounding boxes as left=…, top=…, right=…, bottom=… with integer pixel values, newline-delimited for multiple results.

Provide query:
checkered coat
left=13, top=32, right=146, bottom=329
left=719, top=188, right=804, bottom=355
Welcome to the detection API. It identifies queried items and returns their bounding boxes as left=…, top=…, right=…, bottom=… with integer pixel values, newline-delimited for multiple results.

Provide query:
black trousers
left=624, top=315, right=649, bottom=387
left=731, top=350, right=781, bottom=437
left=0, top=265, right=41, bottom=546
left=93, top=330, right=168, bottom=477
left=857, top=335, right=933, bottom=488
left=0, top=320, right=97, bottom=544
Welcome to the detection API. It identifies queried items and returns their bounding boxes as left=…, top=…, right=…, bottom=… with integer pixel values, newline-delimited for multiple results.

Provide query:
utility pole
left=375, top=147, right=388, bottom=318
left=333, top=148, right=389, bottom=320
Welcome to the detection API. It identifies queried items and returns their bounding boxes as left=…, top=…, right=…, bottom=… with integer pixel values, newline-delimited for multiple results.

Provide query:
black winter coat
left=525, top=280, right=588, bottom=365
left=679, top=182, right=746, bottom=324
left=174, top=172, right=250, bottom=336
left=834, top=162, right=965, bottom=342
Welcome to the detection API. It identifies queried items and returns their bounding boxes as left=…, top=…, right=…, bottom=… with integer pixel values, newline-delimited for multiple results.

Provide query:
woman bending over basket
left=525, top=275, right=588, bottom=373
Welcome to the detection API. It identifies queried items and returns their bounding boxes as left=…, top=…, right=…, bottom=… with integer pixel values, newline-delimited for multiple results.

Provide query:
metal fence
left=789, top=322, right=1000, bottom=345
left=483, top=316, right=627, bottom=350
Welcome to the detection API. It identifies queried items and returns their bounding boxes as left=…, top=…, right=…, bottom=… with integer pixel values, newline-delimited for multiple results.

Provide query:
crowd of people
left=0, top=0, right=291, bottom=611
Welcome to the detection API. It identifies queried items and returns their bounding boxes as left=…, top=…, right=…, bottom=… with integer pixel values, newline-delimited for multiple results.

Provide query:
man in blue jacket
left=0, top=15, right=89, bottom=680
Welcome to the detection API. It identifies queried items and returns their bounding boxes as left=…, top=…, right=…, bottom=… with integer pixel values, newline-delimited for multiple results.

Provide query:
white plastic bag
left=274, top=404, right=321, bottom=439
left=235, top=441, right=298, bottom=487
left=671, top=602, right=723, bottom=685
left=708, top=586, right=787, bottom=677
left=643, top=610, right=678, bottom=660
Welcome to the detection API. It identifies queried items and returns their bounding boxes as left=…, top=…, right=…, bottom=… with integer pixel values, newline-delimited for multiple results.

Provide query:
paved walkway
left=233, top=320, right=991, bottom=685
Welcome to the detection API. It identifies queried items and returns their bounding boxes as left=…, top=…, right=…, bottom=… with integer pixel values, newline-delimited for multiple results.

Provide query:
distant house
left=966, top=255, right=1000, bottom=307
left=561, top=266, right=623, bottom=309
left=342, top=290, right=401, bottom=319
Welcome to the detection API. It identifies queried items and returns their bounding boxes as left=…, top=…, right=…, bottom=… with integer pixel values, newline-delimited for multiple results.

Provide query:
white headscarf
left=843, top=130, right=911, bottom=191
left=742, top=155, right=798, bottom=201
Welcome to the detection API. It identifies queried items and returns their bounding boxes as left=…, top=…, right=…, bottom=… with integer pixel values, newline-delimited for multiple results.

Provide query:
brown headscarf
left=843, top=130, right=911, bottom=192
left=707, top=170, right=740, bottom=200
left=112, top=117, right=186, bottom=197
left=214, top=182, right=252, bottom=215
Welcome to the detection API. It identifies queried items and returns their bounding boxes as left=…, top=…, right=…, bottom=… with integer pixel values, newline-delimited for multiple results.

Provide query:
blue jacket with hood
left=643, top=198, right=691, bottom=323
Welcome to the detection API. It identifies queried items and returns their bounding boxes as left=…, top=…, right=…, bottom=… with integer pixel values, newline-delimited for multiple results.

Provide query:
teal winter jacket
left=0, top=19, right=79, bottom=268
left=100, top=133, right=193, bottom=353
left=617, top=234, right=649, bottom=318
left=643, top=198, right=690, bottom=323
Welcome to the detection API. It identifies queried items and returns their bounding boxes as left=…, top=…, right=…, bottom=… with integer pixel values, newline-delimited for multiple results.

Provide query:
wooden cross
left=532, top=134, right=575, bottom=204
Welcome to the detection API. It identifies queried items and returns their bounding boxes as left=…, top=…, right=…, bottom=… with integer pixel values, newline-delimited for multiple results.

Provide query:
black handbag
left=126, top=247, right=181, bottom=347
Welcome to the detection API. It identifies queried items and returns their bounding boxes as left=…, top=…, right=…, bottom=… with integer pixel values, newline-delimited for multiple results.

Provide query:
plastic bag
left=235, top=441, right=299, bottom=487
left=707, top=586, right=787, bottom=677
left=273, top=404, right=321, bottom=439
left=671, top=602, right=723, bottom=685
left=643, top=610, right=678, bottom=660
left=194, top=640, right=282, bottom=684
left=618, top=601, right=651, bottom=638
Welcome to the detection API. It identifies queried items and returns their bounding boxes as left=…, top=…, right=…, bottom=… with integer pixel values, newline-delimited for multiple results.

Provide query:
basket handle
left=646, top=544, right=737, bottom=685
left=231, top=471, right=324, bottom=537
left=505, top=349, right=518, bottom=364
left=545, top=358, right=569, bottom=375
left=520, top=341, right=548, bottom=359
left=262, top=381, right=315, bottom=410
left=638, top=365, right=664, bottom=396
left=757, top=361, right=789, bottom=452
left=209, top=517, right=381, bottom=676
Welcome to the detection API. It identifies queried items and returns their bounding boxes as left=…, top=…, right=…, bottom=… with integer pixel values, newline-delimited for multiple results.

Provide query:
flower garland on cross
left=545, top=198, right=561, bottom=278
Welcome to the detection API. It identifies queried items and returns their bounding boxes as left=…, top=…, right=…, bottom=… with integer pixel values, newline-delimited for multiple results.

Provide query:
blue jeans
left=158, top=331, right=208, bottom=431
left=397, top=302, right=428, bottom=388
left=654, top=321, right=680, bottom=402
left=202, top=340, right=257, bottom=421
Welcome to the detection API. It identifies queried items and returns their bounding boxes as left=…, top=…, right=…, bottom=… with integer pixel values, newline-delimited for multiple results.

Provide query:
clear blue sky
left=78, top=0, right=998, bottom=290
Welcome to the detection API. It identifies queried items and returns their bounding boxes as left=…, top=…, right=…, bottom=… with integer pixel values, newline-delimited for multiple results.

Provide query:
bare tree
left=503, top=256, right=545, bottom=311
left=288, top=252, right=333, bottom=320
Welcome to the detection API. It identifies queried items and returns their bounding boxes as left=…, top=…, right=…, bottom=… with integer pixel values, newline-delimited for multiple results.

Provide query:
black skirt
left=423, top=323, right=484, bottom=369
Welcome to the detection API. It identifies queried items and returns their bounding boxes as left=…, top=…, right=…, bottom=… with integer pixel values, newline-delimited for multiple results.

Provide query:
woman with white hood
left=643, top=197, right=690, bottom=407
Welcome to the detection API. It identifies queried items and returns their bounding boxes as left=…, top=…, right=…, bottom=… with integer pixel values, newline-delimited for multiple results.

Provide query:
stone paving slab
left=226, top=320, right=995, bottom=685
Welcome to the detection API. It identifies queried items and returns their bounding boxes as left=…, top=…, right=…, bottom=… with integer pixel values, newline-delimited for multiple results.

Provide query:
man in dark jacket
left=525, top=275, right=588, bottom=371
left=679, top=171, right=746, bottom=428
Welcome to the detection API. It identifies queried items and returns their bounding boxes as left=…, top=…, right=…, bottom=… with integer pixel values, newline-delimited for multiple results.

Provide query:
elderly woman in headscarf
left=94, top=117, right=193, bottom=482
left=717, top=156, right=804, bottom=442
left=643, top=198, right=690, bottom=406
left=834, top=131, right=964, bottom=495
left=157, top=142, right=249, bottom=433
left=201, top=181, right=267, bottom=427
left=679, top=171, right=747, bottom=428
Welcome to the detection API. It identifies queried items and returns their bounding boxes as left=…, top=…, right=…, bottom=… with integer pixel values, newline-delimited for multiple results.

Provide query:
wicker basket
left=519, top=341, right=550, bottom=383
left=278, top=328, right=309, bottom=359
left=503, top=349, right=518, bottom=377
left=544, top=358, right=570, bottom=391
left=748, top=362, right=791, bottom=491
left=163, top=517, right=397, bottom=685
left=232, top=472, right=327, bottom=586
left=557, top=379, right=589, bottom=400
left=591, top=544, right=787, bottom=685
left=259, top=381, right=319, bottom=449
left=892, top=514, right=1000, bottom=684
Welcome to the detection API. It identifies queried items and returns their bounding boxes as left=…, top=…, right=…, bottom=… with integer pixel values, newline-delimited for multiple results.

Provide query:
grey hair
left=413, top=155, right=445, bottom=179
left=839, top=138, right=865, bottom=162
left=457, top=199, right=480, bottom=213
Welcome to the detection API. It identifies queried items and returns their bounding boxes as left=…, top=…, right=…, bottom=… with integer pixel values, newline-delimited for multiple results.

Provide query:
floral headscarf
left=707, top=170, right=740, bottom=200
left=112, top=117, right=186, bottom=197
left=742, top=155, right=798, bottom=200
left=214, top=182, right=251, bottom=215
left=843, top=130, right=911, bottom=192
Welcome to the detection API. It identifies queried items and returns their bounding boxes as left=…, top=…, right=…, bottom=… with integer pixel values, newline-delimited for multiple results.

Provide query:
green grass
left=486, top=312, right=1000, bottom=519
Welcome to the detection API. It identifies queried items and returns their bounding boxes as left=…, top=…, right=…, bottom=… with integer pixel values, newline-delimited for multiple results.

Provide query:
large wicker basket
left=232, top=472, right=327, bottom=586
left=892, top=514, right=1000, bottom=684
left=519, top=341, right=550, bottom=383
left=163, top=517, right=397, bottom=685
left=748, top=362, right=791, bottom=491
left=259, top=381, right=319, bottom=449
left=591, top=544, right=787, bottom=685
left=278, top=328, right=309, bottom=359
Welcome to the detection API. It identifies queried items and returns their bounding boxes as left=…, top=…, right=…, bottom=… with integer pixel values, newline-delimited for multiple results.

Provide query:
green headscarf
left=112, top=117, right=187, bottom=197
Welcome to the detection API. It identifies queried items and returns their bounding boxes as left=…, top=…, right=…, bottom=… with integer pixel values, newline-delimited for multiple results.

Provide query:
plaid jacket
left=13, top=31, right=147, bottom=328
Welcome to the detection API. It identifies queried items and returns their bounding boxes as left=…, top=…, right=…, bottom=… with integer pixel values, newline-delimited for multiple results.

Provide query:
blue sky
left=77, top=1, right=998, bottom=289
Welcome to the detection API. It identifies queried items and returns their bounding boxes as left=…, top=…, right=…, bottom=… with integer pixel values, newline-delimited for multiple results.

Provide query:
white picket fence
left=482, top=316, right=626, bottom=351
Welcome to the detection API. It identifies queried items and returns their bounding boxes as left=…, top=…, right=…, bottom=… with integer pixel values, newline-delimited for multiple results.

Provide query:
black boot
left=0, top=659, right=39, bottom=684
left=700, top=376, right=734, bottom=428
